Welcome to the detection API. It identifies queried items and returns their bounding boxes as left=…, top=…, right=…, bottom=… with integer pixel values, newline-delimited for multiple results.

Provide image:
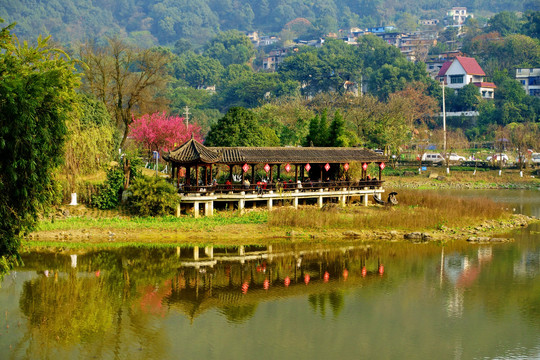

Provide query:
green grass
left=37, top=211, right=268, bottom=232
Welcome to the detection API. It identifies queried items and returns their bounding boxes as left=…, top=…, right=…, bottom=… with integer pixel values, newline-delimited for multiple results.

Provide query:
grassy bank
left=27, top=189, right=535, bottom=247
left=383, top=168, right=540, bottom=190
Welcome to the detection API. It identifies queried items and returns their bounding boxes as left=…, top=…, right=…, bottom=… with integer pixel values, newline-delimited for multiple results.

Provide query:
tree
left=62, top=94, right=116, bottom=193
left=173, top=52, right=224, bottom=88
left=328, top=110, right=348, bottom=146
left=203, top=30, right=255, bottom=67
left=79, top=37, right=172, bottom=149
left=204, top=107, right=279, bottom=147
left=456, top=83, right=481, bottom=111
left=0, top=21, right=79, bottom=257
left=522, top=11, right=540, bottom=39
left=488, top=11, right=520, bottom=37
left=129, top=112, right=202, bottom=154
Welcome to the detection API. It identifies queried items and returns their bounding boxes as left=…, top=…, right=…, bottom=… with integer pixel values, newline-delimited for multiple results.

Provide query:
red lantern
left=361, top=266, right=367, bottom=277
left=264, top=163, right=271, bottom=173
left=304, top=274, right=310, bottom=285
left=305, top=163, right=311, bottom=172
left=343, top=163, right=349, bottom=171
left=241, top=282, right=249, bottom=294
left=324, top=163, right=330, bottom=171
left=242, top=163, right=249, bottom=173
left=379, top=162, right=386, bottom=170
left=95, top=270, right=101, bottom=277
left=284, top=276, right=291, bottom=287
left=343, top=269, right=349, bottom=280
left=263, top=279, right=270, bottom=290
left=362, top=163, right=368, bottom=171
left=285, top=163, right=291, bottom=172
left=323, top=271, right=330, bottom=282
left=378, top=264, right=384, bottom=275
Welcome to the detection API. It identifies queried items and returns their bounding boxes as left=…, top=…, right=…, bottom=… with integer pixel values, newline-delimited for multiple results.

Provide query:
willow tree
left=0, top=20, right=79, bottom=258
left=79, top=38, right=171, bottom=149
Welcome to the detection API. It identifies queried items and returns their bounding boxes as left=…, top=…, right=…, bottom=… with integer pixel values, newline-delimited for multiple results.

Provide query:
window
left=450, top=75, right=464, bottom=84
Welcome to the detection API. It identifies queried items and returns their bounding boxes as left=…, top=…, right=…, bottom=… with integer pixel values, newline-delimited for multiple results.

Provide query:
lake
left=1, top=189, right=539, bottom=360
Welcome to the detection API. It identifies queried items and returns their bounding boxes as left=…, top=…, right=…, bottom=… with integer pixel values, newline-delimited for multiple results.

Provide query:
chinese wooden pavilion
left=164, top=137, right=387, bottom=217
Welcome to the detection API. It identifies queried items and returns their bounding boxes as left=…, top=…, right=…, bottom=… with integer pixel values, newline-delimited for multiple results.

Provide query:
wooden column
left=295, top=165, right=298, bottom=183
left=269, top=166, right=273, bottom=183
left=195, top=166, right=199, bottom=186
left=277, top=164, right=281, bottom=181
left=229, top=165, right=233, bottom=183
left=186, top=166, right=191, bottom=186
left=251, top=164, right=255, bottom=182
left=320, top=165, right=323, bottom=182
left=379, top=164, right=382, bottom=181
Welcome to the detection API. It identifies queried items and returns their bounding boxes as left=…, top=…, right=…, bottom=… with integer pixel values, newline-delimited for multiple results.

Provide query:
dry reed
left=268, top=190, right=509, bottom=231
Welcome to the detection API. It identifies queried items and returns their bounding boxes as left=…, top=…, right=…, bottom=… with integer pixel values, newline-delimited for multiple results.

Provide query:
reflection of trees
left=308, top=291, right=345, bottom=318
left=19, top=271, right=115, bottom=347
left=219, top=304, right=259, bottom=324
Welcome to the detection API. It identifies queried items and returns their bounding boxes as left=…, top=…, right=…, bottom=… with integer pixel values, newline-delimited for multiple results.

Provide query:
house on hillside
left=515, top=68, right=540, bottom=97
left=446, top=7, right=472, bottom=25
left=438, top=56, right=496, bottom=99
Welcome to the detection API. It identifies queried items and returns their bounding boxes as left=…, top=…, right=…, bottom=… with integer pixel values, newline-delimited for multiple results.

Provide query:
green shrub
left=127, top=176, right=178, bottom=216
left=91, top=166, right=124, bottom=210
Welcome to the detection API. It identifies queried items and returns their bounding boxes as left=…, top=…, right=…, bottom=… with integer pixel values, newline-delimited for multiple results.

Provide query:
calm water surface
left=1, top=190, right=539, bottom=360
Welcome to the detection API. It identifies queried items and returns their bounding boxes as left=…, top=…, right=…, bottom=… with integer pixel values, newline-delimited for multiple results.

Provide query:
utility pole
left=183, top=106, right=190, bottom=128
left=441, top=79, right=447, bottom=152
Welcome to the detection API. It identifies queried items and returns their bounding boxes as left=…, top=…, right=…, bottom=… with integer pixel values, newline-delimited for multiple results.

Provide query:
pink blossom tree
left=129, top=112, right=203, bottom=154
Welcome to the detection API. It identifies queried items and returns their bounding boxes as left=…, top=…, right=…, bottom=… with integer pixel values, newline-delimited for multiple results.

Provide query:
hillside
left=2, top=0, right=535, bottom=47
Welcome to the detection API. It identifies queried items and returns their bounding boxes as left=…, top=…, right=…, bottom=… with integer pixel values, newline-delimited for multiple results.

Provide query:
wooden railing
left=179, top=180, right=383, bottom=195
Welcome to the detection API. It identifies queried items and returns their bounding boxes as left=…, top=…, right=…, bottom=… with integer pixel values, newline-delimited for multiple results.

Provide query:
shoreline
left=26, top=213, right=537, bottom=249
left=25, top=179, right=540, bottom=249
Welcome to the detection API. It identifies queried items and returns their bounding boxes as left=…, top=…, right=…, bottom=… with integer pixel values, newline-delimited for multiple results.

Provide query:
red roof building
left=439, top=56, right=495, bottom=99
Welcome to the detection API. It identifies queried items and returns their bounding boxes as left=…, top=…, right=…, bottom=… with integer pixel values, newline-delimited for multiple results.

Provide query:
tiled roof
left=164, top=139, right=385, bottom=164
left=456, top=56, right=485, bottom=76
left=437, top=61, right=452, bottom=76
left=213, top=147, right=384, bottom=164
left=164, top=138, right=220, bottom=164
left=473, top=82, right=496, bottom=88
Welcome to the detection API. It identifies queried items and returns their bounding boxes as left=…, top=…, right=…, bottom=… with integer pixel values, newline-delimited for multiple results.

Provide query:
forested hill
left=2, top=0, right=536, bottom=47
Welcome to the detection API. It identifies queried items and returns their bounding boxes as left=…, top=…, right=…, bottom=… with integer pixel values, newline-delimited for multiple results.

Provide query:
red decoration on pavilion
left=379, top=162, right=386, bottom=170
left=343, top=163, right=349, bottom=171
left=378, top=264, right=385, bottom=275
left=285, top=163, right=291, bottom=172
left=305, top=163, right=311, bottom=172
left=324, top=163, right=330, bottom=171
left=264, top=163, right=271, bottom=173
left=343, top=269, right=349, bottom=280
left=241, top=282, right=249, bottom=294
left=361, top=266, right=367, bottom=277
left=263, top=279, right=270, bottom=290
left=242, top=163, right=250, bottom=173
left=284, top=276, right=291, bottom=287
left=323, top=271, right=330, bottom=282
left=362, top=163, right=368, bottom=171
left=304, top=274, right=310, bottom=285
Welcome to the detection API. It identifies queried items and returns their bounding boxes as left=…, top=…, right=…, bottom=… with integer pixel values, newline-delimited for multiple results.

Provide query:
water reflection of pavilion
left=164, top=138, right=387, bottom=217
left=164, top=244, right=385, bottom=321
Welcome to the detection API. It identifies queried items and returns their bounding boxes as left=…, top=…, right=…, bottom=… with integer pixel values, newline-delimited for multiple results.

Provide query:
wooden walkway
left=176, top=180, right=384, bottom=217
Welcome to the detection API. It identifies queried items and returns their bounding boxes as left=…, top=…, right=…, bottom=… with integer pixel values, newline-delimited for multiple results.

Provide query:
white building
left=515, top=68, right=540, bottom=97
left=438, top=56, right=496, bottom=99
left=447, top=7, right=472, bottom=25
